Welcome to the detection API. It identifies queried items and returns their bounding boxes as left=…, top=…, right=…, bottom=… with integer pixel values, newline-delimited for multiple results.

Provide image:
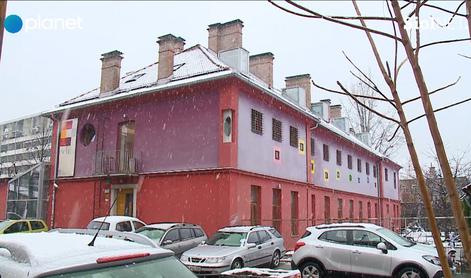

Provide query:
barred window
left=366, top=162, right=370, bottom=176
left=251, top=109, right=263, bottom=135
left=336, top=150, right=342, bottom=166
left=347, top=155, right=353, bottom=169
left=357, top=158, right=362, bottom=173
left=272, top=118, right=282, bottom=142
left=310, top=138, right=315, bottom=156
left=373, top=165, right=377, bottom=178
left=289, top=126, right=298, bottom=148
left=323, top=144, right=329, bottom=162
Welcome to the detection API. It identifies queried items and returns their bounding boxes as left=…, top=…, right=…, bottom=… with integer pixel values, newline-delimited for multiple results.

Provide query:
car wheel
left=231, top=258, right=244, bottom=269
left=300, top=261, right=324, bottom=278
left=270, top=250, right=281, bottom=268
left=396, top=266, right=423, bottom=278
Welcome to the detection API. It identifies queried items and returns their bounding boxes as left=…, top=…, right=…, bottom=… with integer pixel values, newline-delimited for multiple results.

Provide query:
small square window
left=275, top=150, right=280, bottom=160
left=299, top=142, right=304, bottom=152
left=272, top=118, right=282, bottom=142
left=336, top=170, right=340, bottom=180
left=323, top=144, right=329, bottom=162
left=324, top=170, right=329, bottom=181
left=251, top=109, right=263, bottom=135
left=290, top=126, right=298, bottom=148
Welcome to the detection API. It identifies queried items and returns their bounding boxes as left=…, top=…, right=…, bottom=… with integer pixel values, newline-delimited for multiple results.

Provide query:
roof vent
left=311, top=101, right=330, bottom=122
left=282, top=87, right=306, bottom=108
left=219, top=48, right=249, bottom=74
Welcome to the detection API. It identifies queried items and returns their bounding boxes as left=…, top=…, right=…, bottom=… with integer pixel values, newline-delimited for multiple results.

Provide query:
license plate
left=188, top=265, right=202, bottom=272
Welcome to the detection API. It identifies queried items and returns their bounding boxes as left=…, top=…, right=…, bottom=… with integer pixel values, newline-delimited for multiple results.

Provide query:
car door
left=317, top=229, right=353, bottom=273
left=350, top=230, right=392, bottom=276
left=257, top=230, right=274, bottom=265
left=161, top=228, right=182, bottom=256
left=245, top=231, right=262, bottom=267
left=179, top=228, right=195, bottom=253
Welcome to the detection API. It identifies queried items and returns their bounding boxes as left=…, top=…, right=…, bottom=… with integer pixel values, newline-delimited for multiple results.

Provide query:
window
left=337, top=198, right=343, bottom=221
left=80, top=123, right=96, bottom=146
left=272, top=189, right=282, bottom=232
left=4, top=221, right=29, bottom=234
left=291, top=191, right=299, bottom=235
left=347, top=155, right=352, bottom=169
left=163, top=229, right=180, bottom=243
left=367, top=202, right=371, bottom=223
left=374, top=203, right=379, bottom=219
left=133, top=221, right=145, bottom=230
left=251, top=109, right=263, bottom=135
left=118, top=121, right=135, bottom=172
left=251, top=186, right=261, bottom=225
left=269, top=228, right=282, bottom=238
left=193, top=228, right=204, bottom=238
left=359, top=201, right=363, bottom=221
left=116, top=221, right=132, bottom=232
left=385, top=168, right=389, bottom=181
left=357, top=158, right=362, bottom=172
left=393, top=172, right=397, bottom=189
left=336, top=150, right=342, bottom=166
left=324, top=196, right=331, bottom=224
left=319, top=230, right=347, bottom=244
left=272, top=118, right=282, bottom=142
left=349, top=200, right=354, bottom=221
left=310, top=138, right=315, bottom=156
left=179, top=228, right=193, bottom=240
left=30, top=221, right=45, bottom=230
left=386, top=204, right=390, bottom=215
left=289, top=126, right=298, bottom=147
left=366, top=162, right=370, bottom=176
left=257, top=230, right=272, bottom=243
left=352, top=230, right=382, bottom=248
left=311, top=194, right=316, bottom=226
left=373, top=165, right=377, bottom=178
left=247, top=232, right=260, bottom=244
left=274, top=150, right=280, bottom=161
left=323, top=144, right=329, bottom=161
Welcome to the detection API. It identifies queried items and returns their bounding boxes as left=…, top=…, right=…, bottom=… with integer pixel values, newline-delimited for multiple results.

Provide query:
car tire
left=300, top=261, right=324, bottom=278
left=270, top=250, right=281, bottom=268
left=396, top=266, right=423, bottom=278
left=231, top=258, right=244, bottom=270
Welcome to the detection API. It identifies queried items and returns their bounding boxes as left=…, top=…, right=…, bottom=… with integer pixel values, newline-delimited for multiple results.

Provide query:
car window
left=207, top=232, right=247, bottom=247
left=319, top=230, right=348, bottom=244
left=4, top=221, right=29, bottom=234
left=353, top=230, right=382, bottom=248
left=247, top=232, right=260, bottom=244
left=269, top=228, right=282, bottom=238
left=193, top=228, right=204, bottom=237
left=257, top=230, right=271, bottom=243
left=163, top=229, right=180, bottom=243
left=116, top=221, right=133, bottom=232
left=133, top=221, right=145, bottom=230
left=136, top=228, right=166, bottom=241
left=87, top=221, right=110, bottom=231
left=30, top=221, right=45, bottom=230
left=180, top=228, right=193, bottom=240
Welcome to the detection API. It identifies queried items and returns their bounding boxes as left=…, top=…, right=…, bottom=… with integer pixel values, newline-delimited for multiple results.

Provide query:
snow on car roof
left=0, top=232, right=171, bottom=273
left=144, top=223, right=199, bottom=230
left=218, top=226, right=270, bottom=233
left=311, top=222, right=382, bottom=231
left=91, top=216, right=144, bottom=225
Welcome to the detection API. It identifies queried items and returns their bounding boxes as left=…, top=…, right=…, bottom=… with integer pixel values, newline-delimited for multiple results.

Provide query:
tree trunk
left=391, top=0, right=471, bottom=265
left=0, top=1, right=7, bottom=62
left=467, top=0, right=471, bottom=42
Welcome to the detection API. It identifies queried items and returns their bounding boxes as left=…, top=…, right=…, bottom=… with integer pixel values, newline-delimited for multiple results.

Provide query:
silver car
left=292, top=223, right=443, bottom=278
left=180, top=226, right=285, bottom=276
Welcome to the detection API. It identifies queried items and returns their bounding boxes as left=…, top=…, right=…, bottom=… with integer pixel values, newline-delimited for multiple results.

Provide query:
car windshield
left=377, top=228, right=415, bottom=247
left=136, top=228, right=166, bottom=241
left=45, top=255, right=196, bottom=278
left=206, top=232, right=247, bottom=247
left=0, top=220, right=12, bottom=230
left=87, top=221, right=110, bottom=231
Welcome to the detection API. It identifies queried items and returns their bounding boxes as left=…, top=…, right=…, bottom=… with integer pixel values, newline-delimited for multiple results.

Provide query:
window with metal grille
left=273, top=189, right=282, bottom=232
left=310, top=138, right=315, bottom=156
left=359, top=201, right=363, bottom=221
left=349, top=200, right=354, bottom=220
left=385, top=168, right=389, bottom=181
left=336, top=150, right=342, bottom=166
left=393, top=172, right=396, bottom=188
left=272, top=118, right=282, bottom=142
left=250, top=185, right=261, bottom=225
left=251, top=109, right=263, bottom=135
left=291, top=191, right=299, bottom=235
left=337, top=199, right=343, bottom=221
left=347, top=155, right=352, bottom=169
left=357, top=158, right=362, bottom=173
left=366, top=162, right=370, bottom=176
left=373, top=165, right=377, bottom=177
left=289, top=126, right=298, bottom=148
left=324, top=196, right=331, bottom=224
left=323, top=144, right=329, bottom=161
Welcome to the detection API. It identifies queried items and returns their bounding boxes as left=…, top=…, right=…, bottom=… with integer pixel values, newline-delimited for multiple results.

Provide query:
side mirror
left=200, top=240, right=206, bottom=245
left=246, top=243, right=256, bottom=249
left=163, top=239, right=173, bottom=245
left=376, top=242, right=388, bottom=254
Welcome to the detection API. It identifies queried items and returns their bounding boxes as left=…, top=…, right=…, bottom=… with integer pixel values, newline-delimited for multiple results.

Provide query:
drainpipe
left=307, top=122, right=320, bottom=226
left=48, top=113, right=61, bottom=229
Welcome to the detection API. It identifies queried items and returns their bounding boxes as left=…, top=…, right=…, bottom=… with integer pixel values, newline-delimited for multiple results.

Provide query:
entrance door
left=116, top=189, right=134, bottom=216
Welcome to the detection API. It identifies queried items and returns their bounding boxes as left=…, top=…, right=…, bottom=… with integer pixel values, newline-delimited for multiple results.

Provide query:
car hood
left=183, top=245, right=242, bottom=257
left=408, top=243, right=438, bottom=256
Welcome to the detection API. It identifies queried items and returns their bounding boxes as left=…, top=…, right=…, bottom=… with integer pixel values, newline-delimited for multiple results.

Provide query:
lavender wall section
left=311, top=127, right=380, bottom=198
left=382, top=162, right=400, bottom=200
left=72, top=90, right=219, bottom=177
left=237, top=93, right=307, bottom=182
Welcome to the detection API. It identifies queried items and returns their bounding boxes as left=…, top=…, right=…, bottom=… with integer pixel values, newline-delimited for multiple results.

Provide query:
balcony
left=94, top=150, right=141, bottom=176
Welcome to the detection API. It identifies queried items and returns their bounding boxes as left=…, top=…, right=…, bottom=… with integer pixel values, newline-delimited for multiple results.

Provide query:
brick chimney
left=285, top=74, right=312, bottom=108
left=100, top=50, right=123, bottom=94
left=249, top=52, right=274, bottom=87
left=208, top=19, right=243, bottom=54
left=330, top=104, right=342, bottom=119
left=157, top=34, right=185, bottom=81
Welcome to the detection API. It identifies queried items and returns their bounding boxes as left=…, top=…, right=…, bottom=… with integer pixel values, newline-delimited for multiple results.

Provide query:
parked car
left=86, top=216, right=145, bottom=232
left=135, top=222, right=207, bottom=257
left=181, top=226, right=285, bottom=276
left=292, top=223, right=443, bottom=278
left=0, top=219, right=48, bottom=234
left=0, top=230, right=197, bottom=278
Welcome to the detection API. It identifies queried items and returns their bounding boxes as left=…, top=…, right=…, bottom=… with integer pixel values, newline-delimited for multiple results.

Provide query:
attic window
left=124, top=73, right=146, bottom=83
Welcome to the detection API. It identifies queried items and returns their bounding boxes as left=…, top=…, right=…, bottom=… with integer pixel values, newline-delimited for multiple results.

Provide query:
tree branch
left=418, top=38, right=471, bottom=50
left=312, top=80, right=391, bottom=102
left=402, top=77, right=461, bottom=105
left=404, top=0, right=467, bottom=17
left=407, top=96, right=471, bottom=125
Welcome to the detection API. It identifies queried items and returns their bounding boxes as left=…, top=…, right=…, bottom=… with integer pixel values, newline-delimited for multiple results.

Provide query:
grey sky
left=1, top=1, right=470, bottom=170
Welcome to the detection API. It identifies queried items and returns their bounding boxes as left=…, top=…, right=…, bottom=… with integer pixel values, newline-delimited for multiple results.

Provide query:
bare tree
left=28, top=124, right=52, bottom=164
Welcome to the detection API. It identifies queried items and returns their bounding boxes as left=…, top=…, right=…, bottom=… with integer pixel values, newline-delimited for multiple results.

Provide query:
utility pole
left=0, top=1, right=7, bottom=62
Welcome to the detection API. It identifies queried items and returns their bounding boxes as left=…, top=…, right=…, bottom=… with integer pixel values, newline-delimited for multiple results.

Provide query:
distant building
left=0, top=114, right=52, bottom=178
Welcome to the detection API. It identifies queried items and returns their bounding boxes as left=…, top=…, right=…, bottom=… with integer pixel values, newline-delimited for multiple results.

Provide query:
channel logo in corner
left=4, top=14, right=23, bottom=33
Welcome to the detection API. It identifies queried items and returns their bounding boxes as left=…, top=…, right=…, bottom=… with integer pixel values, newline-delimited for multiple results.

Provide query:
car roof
left=218, top=226, right=270, bottom=233
left=144, top=223, right=200, bottom=230
left=91, top=216, right=144, bottom=225
left=0, top=232, right=172, bottom=274
left=309, top=223, right=382, bottom=231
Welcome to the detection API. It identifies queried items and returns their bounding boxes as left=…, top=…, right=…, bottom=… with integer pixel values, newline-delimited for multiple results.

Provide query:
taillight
left=294, top=241, right=305, bottom=252
left=96, top=252, right=150, bottom=263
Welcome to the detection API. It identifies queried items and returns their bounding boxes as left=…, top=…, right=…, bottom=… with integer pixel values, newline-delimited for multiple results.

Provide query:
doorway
left=111, top=185, right=137, bottom=217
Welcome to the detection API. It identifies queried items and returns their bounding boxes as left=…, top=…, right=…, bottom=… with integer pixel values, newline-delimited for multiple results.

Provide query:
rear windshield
left=136, top=228, right=166, bottom=241
left=44, top=255, right=196, bottom=278
left=207, top=232, right=247, bottom=247
left=87, top=221, right=110, bottom=231
left=269, top=228, right=282, bottom=238
left=0, top=221, right=13, bottom=230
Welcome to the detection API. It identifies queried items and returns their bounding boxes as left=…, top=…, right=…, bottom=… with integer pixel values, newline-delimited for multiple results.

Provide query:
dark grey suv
left=136, top=223, right=207, bottom=257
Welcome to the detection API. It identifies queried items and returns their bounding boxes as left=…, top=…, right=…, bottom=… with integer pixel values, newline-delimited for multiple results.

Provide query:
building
left=0, top=20, right=401, bottom=246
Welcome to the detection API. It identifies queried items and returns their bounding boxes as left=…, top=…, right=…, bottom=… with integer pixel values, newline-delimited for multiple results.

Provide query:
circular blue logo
left=4, top=14, right=23, bottom=33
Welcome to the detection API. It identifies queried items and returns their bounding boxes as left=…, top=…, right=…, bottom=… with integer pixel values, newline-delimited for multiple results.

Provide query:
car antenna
left=88, top=193, right=119, bottom=247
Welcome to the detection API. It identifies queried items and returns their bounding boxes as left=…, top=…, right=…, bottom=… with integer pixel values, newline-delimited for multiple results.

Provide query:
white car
left=0, top=231, right=197, bottom=278
left=292, top=223, right=443, bottom=278
left=86, top=216, right=145, bottom=232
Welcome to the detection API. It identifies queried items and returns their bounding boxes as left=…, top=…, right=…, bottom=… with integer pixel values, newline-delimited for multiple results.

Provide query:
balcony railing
left=94, top=150, right=141, bottom=175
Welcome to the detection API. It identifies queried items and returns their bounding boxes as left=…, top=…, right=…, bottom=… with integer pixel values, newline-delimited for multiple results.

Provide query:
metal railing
left=94, top=150, right=141, bottom=175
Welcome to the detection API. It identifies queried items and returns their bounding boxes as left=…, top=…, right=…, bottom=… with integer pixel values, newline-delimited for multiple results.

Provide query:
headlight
left=422, top=255, right=441, bottom=266
left=180, top=255, right=189, bottom=262
left=205, top=256, right=226, bottom=263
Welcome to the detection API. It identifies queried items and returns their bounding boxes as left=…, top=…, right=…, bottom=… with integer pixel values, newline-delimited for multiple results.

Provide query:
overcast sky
left=1, top=1, right=470, bottom=171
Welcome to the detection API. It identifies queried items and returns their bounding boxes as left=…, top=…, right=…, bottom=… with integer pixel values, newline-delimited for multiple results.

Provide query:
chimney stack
left=330, top=104, right=342, bottom=120
left=249, top=52, right=274, bottom=87
left=157, top=34, right=185, bottom=81
left=285, top=74, right=312, bottom=108
left=100, top=50, right=123, bottom=94
left=208, top=19, right=244, bottom=54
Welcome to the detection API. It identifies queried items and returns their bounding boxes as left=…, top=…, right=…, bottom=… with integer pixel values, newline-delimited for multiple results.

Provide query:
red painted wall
left=0, top=179, right=8, bottom=219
